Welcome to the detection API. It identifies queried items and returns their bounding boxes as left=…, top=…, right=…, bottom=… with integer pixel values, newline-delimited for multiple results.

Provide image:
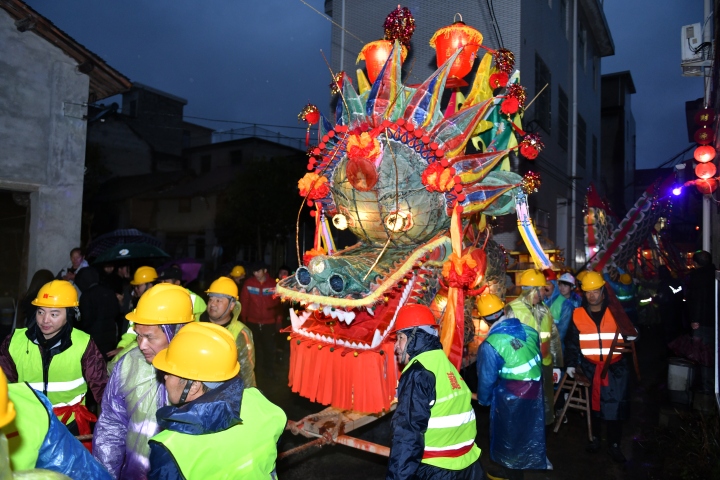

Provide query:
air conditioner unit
left=681, top=23, right=703, bottom=62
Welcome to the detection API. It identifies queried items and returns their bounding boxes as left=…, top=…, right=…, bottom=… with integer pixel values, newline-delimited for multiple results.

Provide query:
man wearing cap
left=93, top=284, right=195, bottom=479
left=545, top=273, right=582, bottom=351
left=565, top=271, right=632, bottom=463
left=204, top=276, right=256, bottom=388
left=387, top=304, right=483, bottom=480
left=505, top=269, right=563, bottom=426
left=476, top=294, right=549, bottom=480
left=0, top=369, right=111, bottom=478
left=148, top=323, right=286, bottom=479
left=240, top=262, right=281, bottom=379
left=0, top=280, right=107, bottom=440
left=229, top=265, right=246, bottom=288
left=158, top=266, right=207, bottom=322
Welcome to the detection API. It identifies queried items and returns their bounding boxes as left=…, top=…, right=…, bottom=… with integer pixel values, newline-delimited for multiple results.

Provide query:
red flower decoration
left=519, top=134, right=544, bottom=160
left=421, top=162, right=455, bottom=192
left=489, top=72, right=509, bottom=89
left=500, top=97, right=519, bottom=115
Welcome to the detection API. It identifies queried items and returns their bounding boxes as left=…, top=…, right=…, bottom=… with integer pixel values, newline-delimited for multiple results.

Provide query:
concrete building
left=0, top=0, right=129, bottom=296
left=601, top=71, right=636, bottom=214
left=325, top=0, right=613, bottom=268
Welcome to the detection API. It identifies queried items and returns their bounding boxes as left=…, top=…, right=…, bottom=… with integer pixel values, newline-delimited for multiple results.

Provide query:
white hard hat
left=558, top=273, right=576, bottom=286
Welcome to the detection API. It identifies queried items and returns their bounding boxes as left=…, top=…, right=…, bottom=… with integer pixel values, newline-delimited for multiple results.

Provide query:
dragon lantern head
left=278, top=40, right=528, bottom=413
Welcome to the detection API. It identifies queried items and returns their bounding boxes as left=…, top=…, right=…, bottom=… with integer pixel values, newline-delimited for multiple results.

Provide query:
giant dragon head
left=278, top=36, right=538, bottom=413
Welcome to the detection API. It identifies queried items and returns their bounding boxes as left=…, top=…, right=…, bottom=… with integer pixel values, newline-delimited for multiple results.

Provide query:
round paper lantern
left=694, top=126, right=715, bottom=145
left=694, top=145, right=716, bottom=163
left=429, top=20, right=483, bottom=83
left=695, top=178, right=718, bottom=194
left=695, top=162, right=717, bottom=179
left=357, top=40, right=407, bottom=84
left=694, top=108, right=715, bottom=126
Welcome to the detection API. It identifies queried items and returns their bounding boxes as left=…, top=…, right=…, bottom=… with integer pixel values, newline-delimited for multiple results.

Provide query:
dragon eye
left=296, top=267, right=312, bottom=286
left=328, top=274, right=345, bottom=293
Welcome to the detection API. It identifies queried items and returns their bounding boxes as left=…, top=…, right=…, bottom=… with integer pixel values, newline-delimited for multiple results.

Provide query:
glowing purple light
left=672, top=186, right=682, bottom=196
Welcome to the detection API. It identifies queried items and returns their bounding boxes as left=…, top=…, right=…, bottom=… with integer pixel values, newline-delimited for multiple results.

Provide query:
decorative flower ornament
left=298, top=172, right=330, bottom=200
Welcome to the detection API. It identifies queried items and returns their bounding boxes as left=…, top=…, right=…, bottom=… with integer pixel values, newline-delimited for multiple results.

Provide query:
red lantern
left=694, top=126, right=715, bottom=145
left=357, top=40, right=407, bottom=84
left=429, top=18, right=483, bottom=87
left=695, top=162, right=717, bottom=179
left=694, top=145, right=716, bottom=163
left=695, top=178, right=718, bottom=194
left=694, top=108, right=715, bottom=126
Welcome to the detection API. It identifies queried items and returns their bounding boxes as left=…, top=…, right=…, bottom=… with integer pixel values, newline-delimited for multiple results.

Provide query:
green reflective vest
left=402, top=350, right=481, bottom=471
left=549, top=295, right=565, bottom=325
left=150, top=387, right=286, bottom=479
left=8, top=328, right=89, bottom=412
left=2, top=383, right=49, bottom=470
left=508, top=300, right=553, bottom=366
left=485, top=326, right=542, bottom=381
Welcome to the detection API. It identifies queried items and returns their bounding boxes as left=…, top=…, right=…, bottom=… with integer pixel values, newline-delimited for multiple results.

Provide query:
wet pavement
left=259, top=325, right=718, bottom=480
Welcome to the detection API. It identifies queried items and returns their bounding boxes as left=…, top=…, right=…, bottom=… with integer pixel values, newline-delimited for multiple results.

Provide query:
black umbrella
left=92, top=243, right=170, bottom=265
left=86, top=229, right=161, bottom=259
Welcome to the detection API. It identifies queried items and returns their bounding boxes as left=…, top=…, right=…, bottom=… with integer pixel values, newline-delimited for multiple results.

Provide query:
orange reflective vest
left=571, top=307, right=623, bottom=365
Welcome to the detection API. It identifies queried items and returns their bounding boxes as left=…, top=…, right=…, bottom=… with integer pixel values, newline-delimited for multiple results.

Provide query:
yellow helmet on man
left=32, top=280, right=78, bottom=308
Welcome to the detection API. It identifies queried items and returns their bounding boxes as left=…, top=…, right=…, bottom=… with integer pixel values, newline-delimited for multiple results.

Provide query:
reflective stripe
left=427, top=410, right=475, bottom=429
left=580, top=348, right=622, bottom=356
left=51, top=393, right=84, bottom=407
left=27, top=376, right=86, bottom=393
left=500, top=354, right=540, bottom=375
left=579, top=333, right=623, bottom=341
left=434, top=389, right=469, bottom=405
left=424, top=438, right=476, bottom=452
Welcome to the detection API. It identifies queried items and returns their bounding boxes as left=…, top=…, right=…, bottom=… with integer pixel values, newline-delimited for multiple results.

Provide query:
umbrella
left=92, top=243, right=170, bottom=265
left=86, top=229, right=161, bottom=259
left=158, top=258, right=204, bottom=285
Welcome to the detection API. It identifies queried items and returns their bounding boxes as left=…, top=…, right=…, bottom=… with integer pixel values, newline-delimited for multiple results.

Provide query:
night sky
left=22, top=0, right=705, bottom=169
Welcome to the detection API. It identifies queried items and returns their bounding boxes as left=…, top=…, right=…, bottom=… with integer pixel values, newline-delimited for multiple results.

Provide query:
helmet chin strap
left=178, top=379, right=194, bottom=404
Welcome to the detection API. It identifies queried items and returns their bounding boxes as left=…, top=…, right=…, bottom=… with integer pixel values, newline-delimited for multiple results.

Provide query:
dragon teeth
left=371, top=329, right=383, bottom=348
left=366, top=307, right=374, bottom=317
left=345, top=310, right=355, bottom=323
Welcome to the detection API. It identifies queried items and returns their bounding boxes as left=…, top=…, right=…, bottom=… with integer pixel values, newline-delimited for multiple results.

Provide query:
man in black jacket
left=686, top=250, right=717, bottom=391
left=75, top=267, right=121, bottom=359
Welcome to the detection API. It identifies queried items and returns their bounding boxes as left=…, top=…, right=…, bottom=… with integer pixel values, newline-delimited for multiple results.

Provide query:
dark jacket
left=147, top=376, right=244, bottom=480
left=75, top=267, right=121, bottom=357
left=686, top=264, right=717, bottom=328
left=0, top=320, right=108, bottom=404
left=387, top=331, right=482, bottom=480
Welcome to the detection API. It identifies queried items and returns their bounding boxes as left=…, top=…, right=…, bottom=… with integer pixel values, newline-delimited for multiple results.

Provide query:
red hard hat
left=543, top=269, right=557, bottom=281
left=391, top=304, right=438, bottom=333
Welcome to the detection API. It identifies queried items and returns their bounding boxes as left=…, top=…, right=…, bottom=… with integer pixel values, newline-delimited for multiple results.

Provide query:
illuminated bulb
left=332, top=213, right=348, bottom=230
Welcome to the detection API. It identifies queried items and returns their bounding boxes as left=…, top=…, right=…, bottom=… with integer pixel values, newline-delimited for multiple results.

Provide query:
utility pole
left=702, top=0, right=712, bottom=252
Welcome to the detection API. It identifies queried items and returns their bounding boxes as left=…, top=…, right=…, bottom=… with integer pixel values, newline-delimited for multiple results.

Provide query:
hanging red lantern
left=695, top=162, right=717, bottom=179
left=694, top=108, right=715, bottom=126
left=694, top=145, right=716, bottom=163
left=357, top=40, right=407, bottom=84
left=298, top=103, right=320, bottom=147
left=694, top=126, right=715, bottom=145
left=429, top=16, right=483, bottom=88
left=695, top=178, right=718, bottom=194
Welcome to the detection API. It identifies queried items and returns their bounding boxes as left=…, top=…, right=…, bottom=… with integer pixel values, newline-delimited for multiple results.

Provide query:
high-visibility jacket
left=150, top=388, right=286, bottom=479
left=8, top=328, right=89, bottom=412
left=571, top=307, right=623, bottom=364
left=402, top=349, right=481, bottom=470
left=485, top=327, right=542, bottom=381
left=508, top=300, right=553, bottom=366
left=549, top=295, right=565, bottom=325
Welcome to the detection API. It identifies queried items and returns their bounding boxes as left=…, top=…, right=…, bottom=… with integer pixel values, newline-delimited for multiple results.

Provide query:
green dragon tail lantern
left=278, top=24, right=551, bottom=413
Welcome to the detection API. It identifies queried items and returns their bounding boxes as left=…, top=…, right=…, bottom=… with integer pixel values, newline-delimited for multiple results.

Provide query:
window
left=230, top=150, right=243, bottom=165
left=558, top=87, right=568, bottom=151
left=535, top=209, right=550, bottom=230
left=201, top=155, right=211, bottom=173
left=535, top=53, right=552, bottom=134
left=577, top=115, right=586, bottom=169
left=592, top=135, right=598, bottom=179
left=178, top=198, right=191, bottom=213
left=560, top=0, right=568, bottom=39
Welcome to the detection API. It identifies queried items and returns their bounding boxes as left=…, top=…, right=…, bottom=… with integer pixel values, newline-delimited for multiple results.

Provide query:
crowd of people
left=0, top=246, right=715, bottom=479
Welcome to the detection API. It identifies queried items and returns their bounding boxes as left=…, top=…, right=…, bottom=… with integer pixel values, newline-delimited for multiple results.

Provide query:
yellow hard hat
left=130, top=266, right=158, bottom=286
left=32, top=280, right=78, bottom=307
left=619, top=273, right=632, bottom=285
left=230, top=265, right=245, bottom=278
left=518, top=269, right=547, bottom=287
left=126, top=283, right=194, bottom=325
left=476, top=293, right=505, bottom=317
left=0, top=369, right=16, bottom=429
left=205, top=276, right=239, bottom=300
left=580, top=271, right=606, bottom=292
left=152, top=322, right=240, bottom=382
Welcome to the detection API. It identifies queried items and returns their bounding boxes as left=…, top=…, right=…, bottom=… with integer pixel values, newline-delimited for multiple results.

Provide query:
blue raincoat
left=477, top=318, right=549, bottom=470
